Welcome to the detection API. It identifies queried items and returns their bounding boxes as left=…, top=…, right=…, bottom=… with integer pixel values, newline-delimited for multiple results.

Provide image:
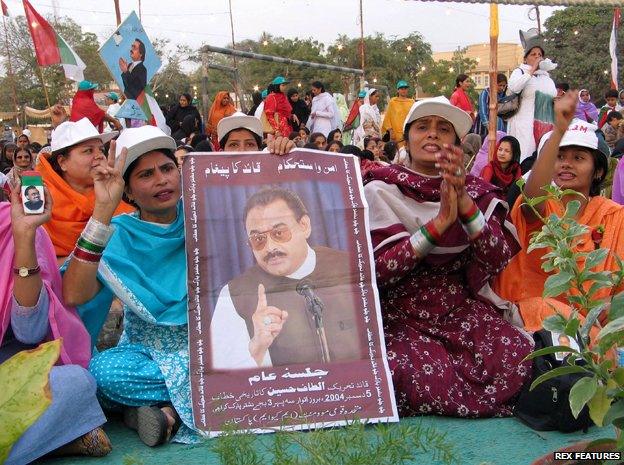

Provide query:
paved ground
left=35, top=416, right=614, bottom=465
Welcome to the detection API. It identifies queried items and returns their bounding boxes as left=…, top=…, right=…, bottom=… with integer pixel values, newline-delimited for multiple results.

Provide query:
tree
left=418, top=49, right=477, bottom=100
left=0, top=15, right=111, bottom=110
left=544, top=7, right=622, bottom=99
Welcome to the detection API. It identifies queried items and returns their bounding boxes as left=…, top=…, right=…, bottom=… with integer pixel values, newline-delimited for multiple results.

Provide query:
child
left=598, top=89, right=623, bottom=128
left=601, top=110, right=623, bottom=150
left=479, top=135, right=522, bottom=195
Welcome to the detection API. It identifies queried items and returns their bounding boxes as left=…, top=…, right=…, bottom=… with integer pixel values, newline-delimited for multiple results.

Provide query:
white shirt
left=210, top=246, right=316, bottom=370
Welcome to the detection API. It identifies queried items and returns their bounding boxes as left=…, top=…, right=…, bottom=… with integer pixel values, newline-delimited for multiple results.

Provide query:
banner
left=183, top=150, right=397, bottom=435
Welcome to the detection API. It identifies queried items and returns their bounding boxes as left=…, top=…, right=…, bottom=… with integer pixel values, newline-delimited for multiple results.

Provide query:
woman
left=0, top=142, right=16, bottom=174
left=206, top=91, right=236, bottom=149
left=5, top=147, right=34, bottom=186
left=506, top=30, right=557, bottom=161
left=574, top=89, right=599, bottom=124
left=287, top=88, right=310, bottom=128
left=62, top=125, right=197, bottom=446
left=469, top=130, right=506, bottom=177
left=70, top=81, right=122, bottom=133
left=264, top=77, right=294, bottom=137
left=166, top=93, right=203, bottom=140
left=306, top=81, right=340, bottom=137
left=325, top=140, right=343, bottom=153
left=479, top=135, right=522, bottom=195
left=1, top=178, right=109, bottom=464
left=327, top=128, right=343, bottom=143
left=309, top=132, right=327, bottom=150
left=363, top=96, right=532, bottom=417
left=496, top=90, right=624, bottom=330
left=37, top=118, right=134, bottom=261
left=16, top=133, right=29, bottom=150
left=353, top=89, right=381, bottom=148
left=449, top=74, right=475, bottom=120
left=334, top=93, right=350, bottom=128
left=363, top=135, right=381, bottom=160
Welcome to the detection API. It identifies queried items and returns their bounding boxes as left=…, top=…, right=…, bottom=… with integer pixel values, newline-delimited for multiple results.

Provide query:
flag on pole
left=1, top=1, right=9, bottom=16
left=136, top=85, right=168, bottom=132
left=23, top=0, right=86, bottom=81
left=610, top=8, right=620, bottom=90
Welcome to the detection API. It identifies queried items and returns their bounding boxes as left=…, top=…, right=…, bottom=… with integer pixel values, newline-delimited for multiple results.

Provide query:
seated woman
left=5, top=147, right=35, bottom=186
left=363, top=96, right=532, bottom=417
left=1, top=179, right=108, bottom=464
left=496, top=90, right=624, bottom=330
left=37, top=118, right=134, bottom=262
left=479, top=135, right=522, bottom=196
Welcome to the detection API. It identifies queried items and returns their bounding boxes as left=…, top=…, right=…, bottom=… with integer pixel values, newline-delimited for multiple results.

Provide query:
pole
left=228, top=0, right=240, bottom=108
left=488, top=3, right=499, bottom=163
left=37, top=66, right=51, bottom=110
left=2, top=15, right=18, bottom=115
left=535, top=5, right=541, bottom=34
left=359, top=0, right=365, bottom=81
left=113, top=0, right=121, bottom=26
left=138, top=0, right=142, bottom=21
left=201, top=53, right=211, bottom=125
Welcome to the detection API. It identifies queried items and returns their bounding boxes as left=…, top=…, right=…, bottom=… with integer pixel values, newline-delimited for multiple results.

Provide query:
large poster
left=183, top=149, right=397, bottom=435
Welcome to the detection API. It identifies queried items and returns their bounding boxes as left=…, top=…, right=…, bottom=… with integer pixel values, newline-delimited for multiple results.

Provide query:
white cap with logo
left=114, top=125, right=177, bottom=176
left=51, top=118, right=117, bottom=154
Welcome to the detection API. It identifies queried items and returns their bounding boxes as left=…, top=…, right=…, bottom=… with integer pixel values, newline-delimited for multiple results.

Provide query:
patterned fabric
left=363, top=164, right=533, bottom=417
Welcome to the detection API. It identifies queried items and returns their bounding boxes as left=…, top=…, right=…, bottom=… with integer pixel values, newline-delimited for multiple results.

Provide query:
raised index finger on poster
left=182, top=149, right=398, bottom=436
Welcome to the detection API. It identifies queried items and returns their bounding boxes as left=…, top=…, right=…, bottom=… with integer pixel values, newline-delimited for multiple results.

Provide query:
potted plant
left=518, top=182, right=624, bottom=464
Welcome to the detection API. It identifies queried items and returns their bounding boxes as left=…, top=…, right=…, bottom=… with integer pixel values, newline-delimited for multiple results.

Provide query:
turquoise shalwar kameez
left=79, top=201, right=200, bottom=443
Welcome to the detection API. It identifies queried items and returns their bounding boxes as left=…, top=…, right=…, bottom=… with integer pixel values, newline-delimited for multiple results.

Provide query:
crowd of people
left=1, top=26, right=624, bottom=464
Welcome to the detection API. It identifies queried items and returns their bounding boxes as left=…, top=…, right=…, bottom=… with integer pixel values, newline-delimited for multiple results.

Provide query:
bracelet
left=461, top=210, right=486, bottom=239
left=459, top=202, right=479, bottom=223
left=410, top=221, right=439, bottom=257
left=72, top=247, right=102, bottom=264
left=82, top=217, right=114, bottom=246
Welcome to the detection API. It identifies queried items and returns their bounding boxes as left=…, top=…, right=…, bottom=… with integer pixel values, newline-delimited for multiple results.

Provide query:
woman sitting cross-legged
left=363, top=96, right=533, bottom=417
left=1, top=179, right=109, bottom=464
left=62, top=125, right=197, bottom=446
left=495, top=90, right=624, bottom=330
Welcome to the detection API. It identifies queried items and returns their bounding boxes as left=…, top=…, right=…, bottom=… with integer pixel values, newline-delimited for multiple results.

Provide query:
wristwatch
left=13, top=265, right=41, bottom=277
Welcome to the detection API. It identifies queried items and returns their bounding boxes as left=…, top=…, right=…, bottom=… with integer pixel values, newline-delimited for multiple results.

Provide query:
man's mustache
left=263, top=250, right=287, bottom=263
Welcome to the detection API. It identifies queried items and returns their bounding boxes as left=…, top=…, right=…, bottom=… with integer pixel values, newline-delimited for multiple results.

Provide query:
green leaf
left=588, top=384, right=612, bottom=427
left=0, top=339, right=61, bottom=464
left=523, top=345, right=579, bottom=361
left=584, top=248, right=609, bottom=270
left=530, top=365, right=588, bottom=392
left=543, top=271, right=574, bottom=298
left=564, top=200, right=581, bottom=219
left=598, top=315, right=624, bottom=340
left=580, top=303, right=607, bottom=343
left=569, top=376, right=598, bottom=419
left=564, top=318, right=581, bottom=338
left=542, top=314, right=568, bottom=333
left=609, top=292, right=624, bottom=322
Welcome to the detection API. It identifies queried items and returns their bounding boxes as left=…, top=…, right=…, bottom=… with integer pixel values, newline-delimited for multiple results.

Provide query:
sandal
left=124, top=403, right=181, bottom=447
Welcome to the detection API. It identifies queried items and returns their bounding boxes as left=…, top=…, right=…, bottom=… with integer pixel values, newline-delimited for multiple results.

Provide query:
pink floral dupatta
left=0, top=203, right=91, bottom=367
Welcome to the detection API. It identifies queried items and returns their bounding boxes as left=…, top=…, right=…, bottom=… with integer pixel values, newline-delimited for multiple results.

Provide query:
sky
left=9, top=0, right=560, bottom=65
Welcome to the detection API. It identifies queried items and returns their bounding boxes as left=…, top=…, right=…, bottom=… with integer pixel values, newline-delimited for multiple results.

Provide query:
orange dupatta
left=206, top=91, right=236, bottom=139
left=37, top=155, right=134, bottom=257
left=495, top=196, right=624, bottom=331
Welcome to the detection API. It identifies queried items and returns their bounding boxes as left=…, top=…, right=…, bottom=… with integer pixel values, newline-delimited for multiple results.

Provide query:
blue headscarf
left=98, top=200, right=187, bottom=326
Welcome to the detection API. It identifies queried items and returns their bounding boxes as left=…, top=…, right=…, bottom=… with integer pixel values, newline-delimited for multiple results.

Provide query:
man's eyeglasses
left=247, top=225, right=292, bottom=251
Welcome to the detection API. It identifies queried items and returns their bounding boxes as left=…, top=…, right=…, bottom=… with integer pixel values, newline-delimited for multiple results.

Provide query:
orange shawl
left=495, top=196, right=624, bottom=330
left=206, top=91, right=236, bottom=138
left=37, top=155, right=134, bottom=257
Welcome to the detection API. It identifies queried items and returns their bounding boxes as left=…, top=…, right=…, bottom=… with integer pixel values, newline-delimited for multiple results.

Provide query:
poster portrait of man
left=119, top=38, right=147, bottom=100
left=210, top=186, right=363, bottom=370
left=22, top=185, right=44, bottom=212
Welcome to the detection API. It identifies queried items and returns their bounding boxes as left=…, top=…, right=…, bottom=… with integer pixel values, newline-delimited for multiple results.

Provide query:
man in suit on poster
left=210, top=186, right=364, bottom=370
left=119, top=39, right=147, bottom=100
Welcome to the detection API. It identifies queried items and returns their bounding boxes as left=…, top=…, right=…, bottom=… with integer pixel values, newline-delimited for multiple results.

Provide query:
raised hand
left=9, top=177, right=52, bottom=236
left=248, top=283, right=288, bottom=365
left=553, top=89, right=579, bottom=134
left=433, top=179, right=458, bottom=233
left=118, top=57, right=128, bottom=73
left=92, top=139, right=127, bottom=224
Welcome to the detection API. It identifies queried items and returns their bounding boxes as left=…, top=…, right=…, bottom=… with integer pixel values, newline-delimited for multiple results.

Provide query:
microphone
left=296, top=279, right=325, bottom=320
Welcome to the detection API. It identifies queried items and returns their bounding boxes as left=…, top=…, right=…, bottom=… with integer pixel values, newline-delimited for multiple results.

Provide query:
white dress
left=306, top=92, right=339, bottom=137
left=507, top=64, right=556, bottom=161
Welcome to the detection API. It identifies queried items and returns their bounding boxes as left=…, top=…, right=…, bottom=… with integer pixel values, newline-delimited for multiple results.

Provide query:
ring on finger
left=454, top=167, right=462, bottom=177
left=263, top=316, right=272, bottom=326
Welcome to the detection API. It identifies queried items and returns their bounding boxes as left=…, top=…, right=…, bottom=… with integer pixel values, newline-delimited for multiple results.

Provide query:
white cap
left=217, top=112, right=263, bottom=144
left=50, top=118, right=117, bottom=154
left=403, top=96, right=473, bottom=139
left=537, top=119, right=599, bottom=156
left=21, top=128, right=31, bottom=138
left=114, top=125, right=176, bottom=176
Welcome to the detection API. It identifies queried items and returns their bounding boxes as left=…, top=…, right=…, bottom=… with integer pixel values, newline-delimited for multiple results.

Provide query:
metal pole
left=2, top=15, right=19, bottom=114
left=201, top=45, right=364, bottom=75
left=359, top=0, right=365, bottom=80
left=138, top=0, right=142, bottom=21
left=201, top=53, right=211, bottom=124
left=488, top=4, right=499, bottom=163
left=535, top=5, right=541, bottom=34
left=228, top=0, right=240, bottom=108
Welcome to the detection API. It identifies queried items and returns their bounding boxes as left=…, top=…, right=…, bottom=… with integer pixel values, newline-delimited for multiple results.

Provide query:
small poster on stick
left=183, top=149, right=397, bottom=435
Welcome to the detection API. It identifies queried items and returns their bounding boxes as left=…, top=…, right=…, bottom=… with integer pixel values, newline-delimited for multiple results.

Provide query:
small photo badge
left=550, top=331, right=580, bottom=361
left=21, top=171, right=44, bottom=215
